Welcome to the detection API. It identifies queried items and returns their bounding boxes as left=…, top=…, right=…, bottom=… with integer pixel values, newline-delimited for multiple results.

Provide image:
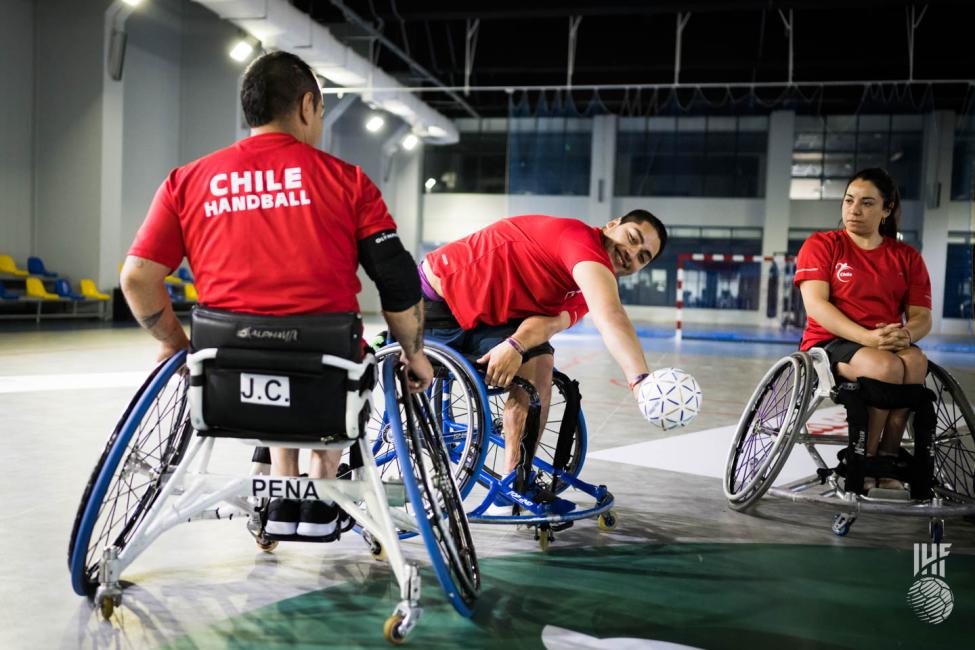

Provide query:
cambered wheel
left=369, top=344, right=488, bottom=499
left=68, top=352, right=192, bottom=598
left=724, top=353, right=812, bottom=511
left=917, top=363, right=975, bottom=503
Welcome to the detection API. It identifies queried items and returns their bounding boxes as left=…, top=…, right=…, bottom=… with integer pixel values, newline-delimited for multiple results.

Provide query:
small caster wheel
left=536, top=528, right=552, bottom=553
left=383, top=613, right=406, bottom=645
left=371, top=541, right=387, bottom=562
left=929, top=519, right=945, bottom=544
left=831, top=513, right=855, bottom=537
left=257, top=538, right=278, bottom=553
left=98, top=595, right=115, bottom=620
left=598, top=510, right=617, bottom=531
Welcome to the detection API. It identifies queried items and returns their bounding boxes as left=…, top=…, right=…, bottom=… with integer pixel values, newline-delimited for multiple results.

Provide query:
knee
left=866, top=353, right=905, bottom=384
left=901, top=350, right=928, bottom=384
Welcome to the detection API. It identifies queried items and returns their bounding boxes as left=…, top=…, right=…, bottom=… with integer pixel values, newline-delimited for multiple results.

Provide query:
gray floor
left=1, top=319, right=972, bottom=649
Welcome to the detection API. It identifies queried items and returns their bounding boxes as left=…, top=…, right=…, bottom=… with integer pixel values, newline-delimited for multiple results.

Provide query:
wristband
left=505, top=337, right=525, bottom=356
left=628, top=373, right=650, bottom=391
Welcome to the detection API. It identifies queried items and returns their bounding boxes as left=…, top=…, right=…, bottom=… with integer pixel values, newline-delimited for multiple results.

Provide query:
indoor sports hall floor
left=1, top=319, right=972, bottom=649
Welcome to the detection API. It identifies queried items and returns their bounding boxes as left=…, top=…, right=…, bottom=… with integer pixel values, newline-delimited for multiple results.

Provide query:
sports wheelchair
left=367, top=338, right=616, bottom=552
left=68, top=308, right=478, bottom=644
left=724, top=347, right=975, bottom=541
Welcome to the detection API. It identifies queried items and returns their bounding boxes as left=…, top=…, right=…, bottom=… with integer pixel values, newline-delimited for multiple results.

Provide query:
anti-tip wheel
left=98, top=595, right=115, bottom=620
left=598, top=510, right=617, bottom=531
left=383, top=613, right=406, bottom=645
left=537, top=528, right=552, bottom=553
left=257, top=539, right=278, bottom=553
left=831, top=513, right=855, bottom=537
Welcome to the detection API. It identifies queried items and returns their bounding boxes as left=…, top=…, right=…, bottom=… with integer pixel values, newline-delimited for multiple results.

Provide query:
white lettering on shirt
left=202, top=168, right=311, bottom=218
left=210, top=173, right=228, bottom=196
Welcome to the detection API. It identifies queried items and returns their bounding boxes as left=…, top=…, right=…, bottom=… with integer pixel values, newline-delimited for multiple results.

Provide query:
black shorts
left=423, top=299, right=555, bottom=362
left=821, top=338, right=864, bottom=371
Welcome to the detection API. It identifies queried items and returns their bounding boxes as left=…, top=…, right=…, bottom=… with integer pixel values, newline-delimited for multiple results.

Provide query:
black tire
left=724, top=352, right=812, bottom=511
left=68, top=352, right=192, bottom=596
left=924, top=362, right=975, bottom=502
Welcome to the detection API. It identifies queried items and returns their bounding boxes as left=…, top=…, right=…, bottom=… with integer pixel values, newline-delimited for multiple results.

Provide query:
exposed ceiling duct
left=192, top=0, right=459, bottom=144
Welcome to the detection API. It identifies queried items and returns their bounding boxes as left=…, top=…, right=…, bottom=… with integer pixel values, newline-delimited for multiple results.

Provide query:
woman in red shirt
left=794, top=168, right=932, bottom=490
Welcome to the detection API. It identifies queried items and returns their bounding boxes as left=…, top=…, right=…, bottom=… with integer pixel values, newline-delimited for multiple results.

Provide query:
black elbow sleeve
left=358, top=230, right=421, bottom=312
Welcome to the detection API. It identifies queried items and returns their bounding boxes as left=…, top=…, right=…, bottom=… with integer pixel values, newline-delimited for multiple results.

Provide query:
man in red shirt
left=121, top=50, right=432, bottom=538
left=420, top=211, right=667, bottom=481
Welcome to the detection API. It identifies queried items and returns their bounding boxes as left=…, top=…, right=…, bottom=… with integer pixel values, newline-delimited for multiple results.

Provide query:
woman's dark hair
left=240, top=50, right=321, bottom=128
left=845, top=168, right=901, bottom=239
left=620, top=209, right=668, bottom=261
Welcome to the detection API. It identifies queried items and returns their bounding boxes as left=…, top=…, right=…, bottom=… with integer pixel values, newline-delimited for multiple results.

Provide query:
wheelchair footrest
left=264, top=529, right=343, bottom=543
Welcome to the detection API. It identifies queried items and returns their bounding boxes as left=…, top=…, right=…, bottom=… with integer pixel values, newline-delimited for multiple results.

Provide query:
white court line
left=0, top=372, right=147, bottom=394
left=589, top=407, right=848, bottom=486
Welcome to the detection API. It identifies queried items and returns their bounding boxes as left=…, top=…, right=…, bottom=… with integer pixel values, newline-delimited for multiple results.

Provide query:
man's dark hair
left=240, top=50, right=321, bottom=128
left=619, top=209, right=668, bottom=260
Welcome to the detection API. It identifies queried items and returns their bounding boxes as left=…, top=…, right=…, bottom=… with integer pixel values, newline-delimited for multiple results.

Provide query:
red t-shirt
left=425, top=215, right=612, bottom=329
left=129, top=132, right=396, bottom=315
left=793, top=229, right=932, bottom=350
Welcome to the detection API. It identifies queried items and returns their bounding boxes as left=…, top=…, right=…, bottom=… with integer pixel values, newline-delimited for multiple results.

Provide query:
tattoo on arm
left=412, top=303, right=423, bottom=354
left=138, top=308, right=165, bottom=331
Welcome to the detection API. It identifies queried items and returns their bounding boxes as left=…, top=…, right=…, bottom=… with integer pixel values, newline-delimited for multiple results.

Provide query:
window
left=618, top=227, right=763, bottom=307
left=615, top=115, right=768, bottom=198
left=790, top=114, right=922, bottom=200
left=951, top=117, right=975, bottom=201
left=423, top=131, right=507, bottom=194
left=944, top=231, right=974, bottom=320
left=507, top=118, right=592, bottom=195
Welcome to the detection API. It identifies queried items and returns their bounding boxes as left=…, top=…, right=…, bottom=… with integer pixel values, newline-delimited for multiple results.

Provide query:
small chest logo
left=835, top=262, right=854, bottom=283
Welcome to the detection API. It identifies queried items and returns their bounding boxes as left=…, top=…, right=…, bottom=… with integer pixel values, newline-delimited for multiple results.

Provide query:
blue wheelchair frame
left=374, top=338, right=616, bottom=538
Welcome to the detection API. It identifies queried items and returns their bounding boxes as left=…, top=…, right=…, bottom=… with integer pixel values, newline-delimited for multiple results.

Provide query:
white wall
left=0, top=0, right=34, bottom=265
left=33, top=0, right=110, bottom=283
left=615, top=197, right=765, bottom=229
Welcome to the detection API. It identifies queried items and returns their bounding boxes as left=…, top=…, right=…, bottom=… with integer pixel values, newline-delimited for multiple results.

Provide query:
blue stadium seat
left=0, top=280, right=20, bottom=300
left=55, top=279, right=85, bottom=300
left=27, top=256, right=57, bottom=278
left=176, top=267, right=194, bottom=283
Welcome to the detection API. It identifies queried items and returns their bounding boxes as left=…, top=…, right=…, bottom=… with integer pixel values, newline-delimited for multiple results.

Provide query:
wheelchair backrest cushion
left=190, top=307, right=366, bottom=439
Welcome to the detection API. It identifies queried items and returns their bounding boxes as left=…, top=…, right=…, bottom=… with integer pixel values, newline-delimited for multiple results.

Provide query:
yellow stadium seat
left=80, top=279, right=110, bottom=300
left=184, top=283, right=198, bottom=302
left=165, top=275, right=183, bottom=285
left=0, top=255, right=28, bottom=277
left=25, top=277, right=60, bottom=299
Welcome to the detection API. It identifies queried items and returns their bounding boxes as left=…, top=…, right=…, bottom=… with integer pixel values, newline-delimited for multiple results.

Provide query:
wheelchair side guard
left=833, top=378, right=936, bottom=498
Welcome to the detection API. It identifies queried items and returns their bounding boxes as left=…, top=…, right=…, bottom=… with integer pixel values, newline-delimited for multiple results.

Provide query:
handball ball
left=638, top=367, right=702, bottom=430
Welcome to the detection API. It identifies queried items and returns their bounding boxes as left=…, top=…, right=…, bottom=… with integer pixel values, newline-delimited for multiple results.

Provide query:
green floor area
left=163, top=543, right=973, bottom=650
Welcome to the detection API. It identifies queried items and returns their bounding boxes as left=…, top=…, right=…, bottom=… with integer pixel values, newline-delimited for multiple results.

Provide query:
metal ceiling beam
left=328, top=0, right=480, bottom=118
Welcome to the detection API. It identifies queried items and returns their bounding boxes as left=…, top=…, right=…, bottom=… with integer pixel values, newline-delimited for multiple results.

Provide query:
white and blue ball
left=638, top=367, right=702, bottom=430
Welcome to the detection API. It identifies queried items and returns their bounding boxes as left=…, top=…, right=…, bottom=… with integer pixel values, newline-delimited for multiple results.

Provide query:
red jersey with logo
left=129, top=133, right=396, bottom=315
left=426, top=215, right=612, bottom=329
left=794, top=229, right=932, bottom=350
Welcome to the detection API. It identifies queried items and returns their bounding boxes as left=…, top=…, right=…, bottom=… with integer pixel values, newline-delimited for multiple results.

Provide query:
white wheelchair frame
left=726, top=347, right=975, bottom=539
left=86, top=350, right=427, bottom=639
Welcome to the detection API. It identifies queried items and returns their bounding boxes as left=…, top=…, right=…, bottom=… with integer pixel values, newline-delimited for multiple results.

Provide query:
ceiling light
left=229, top=40, right=254, bottom=63
left=121, top=0, right=142, bottom=6
left=365, top=115, right=385, bottom=133
left=427, top=125, right=447, bottom=138
left=401, top=134, right=419, bottom=151
left=424, top=178, right=437, bottom=191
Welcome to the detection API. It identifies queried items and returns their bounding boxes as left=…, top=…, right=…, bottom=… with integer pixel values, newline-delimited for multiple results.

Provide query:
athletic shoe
left=297, top=500, right=339, bottom=538
left=481, top=493, right=514, bottom=517
left=265, top=498, right=299, bottom=536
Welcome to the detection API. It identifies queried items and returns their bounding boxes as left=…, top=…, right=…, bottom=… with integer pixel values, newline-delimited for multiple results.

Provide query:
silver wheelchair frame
left=725, top=347, right=975, bottom=540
